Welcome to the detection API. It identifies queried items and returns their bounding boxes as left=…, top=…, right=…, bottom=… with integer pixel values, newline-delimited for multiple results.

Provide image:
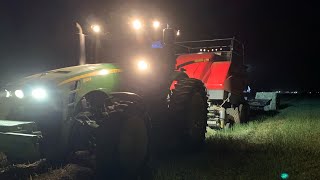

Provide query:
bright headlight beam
left=137, top=60, right=149, bottom=70
left=32, top=88, right=47, bottom=100
left=153, top=20, right=160, bottom=29
left=132, top=19, right=142, bottom=30
left=15, top=90, right=24, bottom=99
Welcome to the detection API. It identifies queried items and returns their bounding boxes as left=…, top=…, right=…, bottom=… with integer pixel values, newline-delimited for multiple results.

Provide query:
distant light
left=200, top=49, right=202, bottom=52
left=15, top=90, right=24, bottom=99
left=91, top=24, right=101, bottom=33
left=99, top=69, right=109, bottom=75
left=203, top=49, right=206, bottom=52
left=280, top=173, right=289, bottom=179
left=215, top=48, right=218, bottom=51
left=220, top=48, right=223, bottom=50
left=152, top=20, right=160, bottom=29
left=176, top=30, right=180, bottom=36
left=211, top=49, right=214, bottom=51
left=132, top=19, right=142, bottom=30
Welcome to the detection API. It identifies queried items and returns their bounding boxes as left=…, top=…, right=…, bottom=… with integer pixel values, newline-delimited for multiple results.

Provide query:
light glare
left=91, top=24, right=101, bottom=33
left=132, top=19, right=142, bottom=30
left=153, top=20, right=160, bottom=29
left=137, top=60, right=148, bottom=70
left=5, top=90, right=11, bottom=98
left=32, top=88, right=47, bottom=100
left=176, top=30, right=180, bottom=36
left=99, top=69, right=109, bottom=75
left=15, top=90, right=24, bottom=99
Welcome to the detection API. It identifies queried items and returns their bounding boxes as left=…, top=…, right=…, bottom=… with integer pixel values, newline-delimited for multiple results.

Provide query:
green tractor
left=0, top=27, right=208, bottom=178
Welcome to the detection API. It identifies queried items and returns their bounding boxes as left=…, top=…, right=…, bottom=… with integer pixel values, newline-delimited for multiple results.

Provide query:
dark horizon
left=0, top=0, right=318, bottom=90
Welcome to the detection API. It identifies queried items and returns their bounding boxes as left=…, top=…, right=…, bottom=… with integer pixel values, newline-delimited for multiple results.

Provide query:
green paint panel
left=0, top=120, right=37, bottom=133
left=0, top=132, right=41, bottom=161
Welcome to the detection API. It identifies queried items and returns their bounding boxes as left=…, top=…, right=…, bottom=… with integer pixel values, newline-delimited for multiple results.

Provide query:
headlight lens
left=32, top=88, right=47, bottom=100
left=15, top=90, right=24, bottom=99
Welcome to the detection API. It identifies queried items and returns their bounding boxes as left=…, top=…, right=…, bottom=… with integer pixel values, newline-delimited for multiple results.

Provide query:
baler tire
left=169, top=78, right=208, bottom=150
left=226, top=104, right=250, bottom=124
left=95, top=100, right=150, bottom=179
left=239, top=103, right=250, bottom=123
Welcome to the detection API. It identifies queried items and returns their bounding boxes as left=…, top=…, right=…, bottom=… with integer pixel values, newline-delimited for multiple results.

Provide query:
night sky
left=0, top=0, right=318, bottom=90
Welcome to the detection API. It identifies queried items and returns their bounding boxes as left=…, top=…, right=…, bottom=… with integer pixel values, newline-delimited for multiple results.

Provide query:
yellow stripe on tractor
left=58, top=69, right=122, bottom=86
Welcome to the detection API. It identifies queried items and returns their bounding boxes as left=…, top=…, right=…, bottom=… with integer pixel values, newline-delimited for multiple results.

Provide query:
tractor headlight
left=15, top=90, right=24, bottom=99
left=31, top=88, right=48, bottom=100
left=137, top=60, right=149, bottom=71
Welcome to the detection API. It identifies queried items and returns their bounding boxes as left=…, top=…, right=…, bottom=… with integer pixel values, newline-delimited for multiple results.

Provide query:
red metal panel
left=204, top=62, right=231, bottom=90
left=176, top=53, right=215, bottom=69
left=176, top=53, right=231, bottom=91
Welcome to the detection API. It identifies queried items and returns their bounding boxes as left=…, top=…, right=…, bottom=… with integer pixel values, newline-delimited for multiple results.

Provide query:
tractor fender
left=109, top=92, right=144, bottom=103
left=170, top=70, right=189, bottom=81
left=169, top=71, right=189, bottom=90
left=75, top=89, right=109, bottom=107
left=64, top=90, right=110, bottom=157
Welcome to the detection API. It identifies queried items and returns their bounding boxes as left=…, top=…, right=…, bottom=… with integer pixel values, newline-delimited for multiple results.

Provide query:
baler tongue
left=0, top=120, right=42, bottom=162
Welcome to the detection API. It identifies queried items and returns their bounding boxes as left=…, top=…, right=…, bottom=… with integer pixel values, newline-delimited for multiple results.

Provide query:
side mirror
left=162, top=27, right=175, bottom=45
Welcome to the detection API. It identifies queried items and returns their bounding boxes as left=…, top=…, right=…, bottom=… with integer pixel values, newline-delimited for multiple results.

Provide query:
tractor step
left=0, top=120, right=42, bottom=162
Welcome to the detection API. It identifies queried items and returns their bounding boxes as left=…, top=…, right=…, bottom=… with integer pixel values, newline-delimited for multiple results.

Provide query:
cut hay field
left=2, top=95, right=320, bottom=180
left=154, top=95, right=320, bottom=180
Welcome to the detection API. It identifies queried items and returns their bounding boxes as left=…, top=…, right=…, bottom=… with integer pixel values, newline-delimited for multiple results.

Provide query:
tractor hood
left=0, top=63, right=121, bottom=119
left=5, top=64, right=120, bottom=89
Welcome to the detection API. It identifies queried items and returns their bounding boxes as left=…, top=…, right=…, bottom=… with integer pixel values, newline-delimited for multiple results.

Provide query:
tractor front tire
left=95, top=100, right=150, bottom=179
left=169, top=78, right=208, bottom=150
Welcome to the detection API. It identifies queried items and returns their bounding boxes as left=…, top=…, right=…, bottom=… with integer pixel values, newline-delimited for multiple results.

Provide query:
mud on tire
left=169, top=78, right=208, bottom=150
left=95, top=99, right=151, bottom=179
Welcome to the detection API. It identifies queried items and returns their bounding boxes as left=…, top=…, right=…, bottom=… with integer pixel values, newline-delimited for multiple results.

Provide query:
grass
left=154, top=96, right=320, bottom=180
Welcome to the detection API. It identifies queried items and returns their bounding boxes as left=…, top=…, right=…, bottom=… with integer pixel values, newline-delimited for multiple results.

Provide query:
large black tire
left=70, top=93, right=150, bottom=179
left=169, top=78, right=208, bottom=150
left=95, top=100, right=150, bottom=179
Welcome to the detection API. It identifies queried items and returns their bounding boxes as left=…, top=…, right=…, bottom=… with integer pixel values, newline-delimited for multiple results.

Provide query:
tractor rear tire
left=169, top=78, right=208, bottom=150
left=95, top=100, right=150, bottom=179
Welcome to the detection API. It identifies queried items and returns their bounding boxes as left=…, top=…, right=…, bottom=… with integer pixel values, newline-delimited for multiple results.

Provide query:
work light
left=32, top=88, right=47, bottom=100
left=15, top=90, right=24, bottom=99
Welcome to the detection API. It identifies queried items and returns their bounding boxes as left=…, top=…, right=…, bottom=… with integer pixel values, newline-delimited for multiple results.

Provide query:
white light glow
left=91, top=24, right=101, bottom=33
left=132, top=19, right=142, bottom=30
left=99, top=69, right=109, bottom=75
left=15, top=90, right=24, bottom=99
left=32, top=88, right=47, bottom=100
left=176, top=30, right=180, bottom=36
left=137, top=60, right=149, bottom=70
left=5, top=90, right=11, bottom=98
left=153, top=20, right=160, bottom=29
